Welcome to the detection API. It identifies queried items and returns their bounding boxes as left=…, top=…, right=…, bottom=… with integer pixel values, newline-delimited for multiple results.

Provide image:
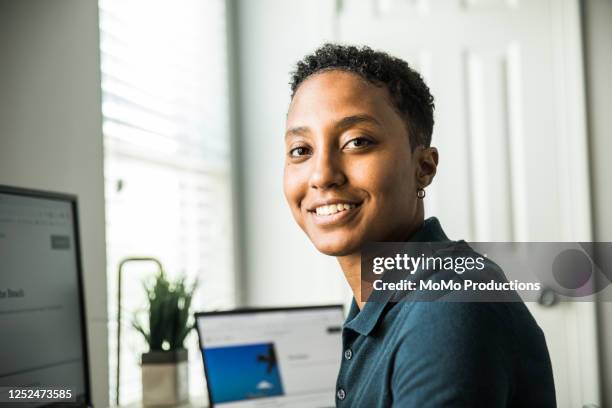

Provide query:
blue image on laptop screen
left=204, top=342, right=284, bottom=403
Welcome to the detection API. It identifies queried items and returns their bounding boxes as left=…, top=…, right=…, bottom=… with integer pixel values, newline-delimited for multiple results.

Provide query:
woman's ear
left=415, top=146, right=438, bottom=188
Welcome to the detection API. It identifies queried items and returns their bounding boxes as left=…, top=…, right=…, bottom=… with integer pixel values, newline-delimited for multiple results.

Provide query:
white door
left=338, top=0, right=599, bottom=406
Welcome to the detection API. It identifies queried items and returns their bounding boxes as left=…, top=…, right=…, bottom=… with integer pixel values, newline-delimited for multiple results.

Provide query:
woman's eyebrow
left=285, top=114, right=381, bottom=139
left=334, top=114, right=382, bottom=131
left=285, top=126, right=309, bottom=139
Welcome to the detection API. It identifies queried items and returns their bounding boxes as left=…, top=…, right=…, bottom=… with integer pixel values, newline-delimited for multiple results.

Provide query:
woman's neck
left=337, top=253, right=366, bottom=309
left=337, top=215, right=425, bottom=310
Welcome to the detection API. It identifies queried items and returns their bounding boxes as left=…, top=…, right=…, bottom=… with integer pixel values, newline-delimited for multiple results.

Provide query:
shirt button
left=337, top=388, right=346, bottom=400
left=344, top=349, right=352, bottom=360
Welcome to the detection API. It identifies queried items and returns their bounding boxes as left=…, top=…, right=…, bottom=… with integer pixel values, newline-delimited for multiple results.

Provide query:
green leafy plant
left=132, top=271, right=197, bottom=351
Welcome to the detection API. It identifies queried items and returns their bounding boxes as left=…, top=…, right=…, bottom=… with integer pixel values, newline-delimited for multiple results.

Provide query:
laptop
left=195, top=305, right=344, bottom=408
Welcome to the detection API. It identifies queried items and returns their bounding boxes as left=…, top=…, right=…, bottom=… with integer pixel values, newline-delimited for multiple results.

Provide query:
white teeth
left=314, top=203, right=357, bottom=216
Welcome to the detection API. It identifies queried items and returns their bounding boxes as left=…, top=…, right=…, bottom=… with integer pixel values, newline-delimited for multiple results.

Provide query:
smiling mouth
left=307, top=202, right=363, bottom=225
left=313, top=203, right=358, bottom=216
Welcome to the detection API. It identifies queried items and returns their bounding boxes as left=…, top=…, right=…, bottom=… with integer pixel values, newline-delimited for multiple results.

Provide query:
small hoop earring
left=417, top=188, right=426, bottom=199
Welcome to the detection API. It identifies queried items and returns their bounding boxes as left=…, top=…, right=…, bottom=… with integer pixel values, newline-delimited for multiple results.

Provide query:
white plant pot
left=141, top=348, right=189, bottom=407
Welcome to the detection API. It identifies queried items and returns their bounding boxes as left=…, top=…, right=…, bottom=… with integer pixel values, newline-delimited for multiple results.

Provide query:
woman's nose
left=308, top=149, right=346, bottom=190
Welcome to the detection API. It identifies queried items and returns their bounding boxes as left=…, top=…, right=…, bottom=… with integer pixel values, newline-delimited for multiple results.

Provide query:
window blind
left=99, top=0, right=235, bottom=403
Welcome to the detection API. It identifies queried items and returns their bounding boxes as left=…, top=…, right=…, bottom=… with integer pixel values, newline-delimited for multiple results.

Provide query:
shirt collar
left=343, top=217, right=450, bottom=336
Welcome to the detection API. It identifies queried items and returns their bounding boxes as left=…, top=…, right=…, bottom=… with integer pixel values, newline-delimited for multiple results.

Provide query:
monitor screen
left=0, top=187, right=90, bottom=407
left=196, top=306, right=343, bottom=408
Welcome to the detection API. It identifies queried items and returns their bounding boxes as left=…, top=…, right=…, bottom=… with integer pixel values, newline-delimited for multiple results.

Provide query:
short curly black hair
left=290, top=43, right=435, bottom=148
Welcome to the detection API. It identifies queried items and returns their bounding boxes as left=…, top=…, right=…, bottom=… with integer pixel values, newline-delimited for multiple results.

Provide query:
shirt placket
left=336, top=327, right=359, bottom=405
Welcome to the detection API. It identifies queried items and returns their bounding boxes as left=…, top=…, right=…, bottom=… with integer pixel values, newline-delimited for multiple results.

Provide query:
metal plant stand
left=116, top=257, right=164, bottom=407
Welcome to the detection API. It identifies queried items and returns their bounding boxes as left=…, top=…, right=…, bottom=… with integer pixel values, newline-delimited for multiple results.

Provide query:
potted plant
left=133, top=271, right=197, bottom=406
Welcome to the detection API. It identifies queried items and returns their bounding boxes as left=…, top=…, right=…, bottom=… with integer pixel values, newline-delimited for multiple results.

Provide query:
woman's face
left=284, top=70, right=433, bottom=256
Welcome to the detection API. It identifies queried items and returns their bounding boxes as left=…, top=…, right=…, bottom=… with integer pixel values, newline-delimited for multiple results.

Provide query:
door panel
left=338, top=0, right=599, bottom=406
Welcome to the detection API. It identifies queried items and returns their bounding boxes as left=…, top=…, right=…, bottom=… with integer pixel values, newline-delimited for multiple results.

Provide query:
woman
left=283, top=44, right=556, bottom=407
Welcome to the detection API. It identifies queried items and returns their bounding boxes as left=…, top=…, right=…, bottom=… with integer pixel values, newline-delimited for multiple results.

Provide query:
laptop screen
left=196, top=306, right=344, bottom=408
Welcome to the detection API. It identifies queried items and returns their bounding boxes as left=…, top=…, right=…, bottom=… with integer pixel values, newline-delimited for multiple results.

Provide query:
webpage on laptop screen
left=197, top=309, right=343, bottom=408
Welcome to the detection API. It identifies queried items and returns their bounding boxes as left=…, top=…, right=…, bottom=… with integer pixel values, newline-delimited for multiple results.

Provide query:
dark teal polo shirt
left=335, top=217, right=556, bottom=407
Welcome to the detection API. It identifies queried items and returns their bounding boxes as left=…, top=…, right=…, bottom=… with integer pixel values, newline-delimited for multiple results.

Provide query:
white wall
left=235, top=0, right=352, bottom=307
left=0, top=1, right=109, bottom=407
left=583, top=0, right=612, bottom=406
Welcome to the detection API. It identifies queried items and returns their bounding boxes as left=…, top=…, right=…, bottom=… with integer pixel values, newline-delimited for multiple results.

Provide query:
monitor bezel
left=194, top=304, right=344, bottom=408
left=0, top=185, right=93, bottom=408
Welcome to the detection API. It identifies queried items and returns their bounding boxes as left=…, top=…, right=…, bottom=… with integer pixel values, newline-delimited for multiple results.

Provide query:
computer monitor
left=195, top=305, right=344, bottom=408
left=0, top=185, right=91, bottom=407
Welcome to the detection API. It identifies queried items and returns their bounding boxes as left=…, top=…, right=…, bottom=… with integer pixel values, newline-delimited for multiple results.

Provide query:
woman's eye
left=289, top=146, right=311, bottom=157
left=345, top=137, right=373, bottom=149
